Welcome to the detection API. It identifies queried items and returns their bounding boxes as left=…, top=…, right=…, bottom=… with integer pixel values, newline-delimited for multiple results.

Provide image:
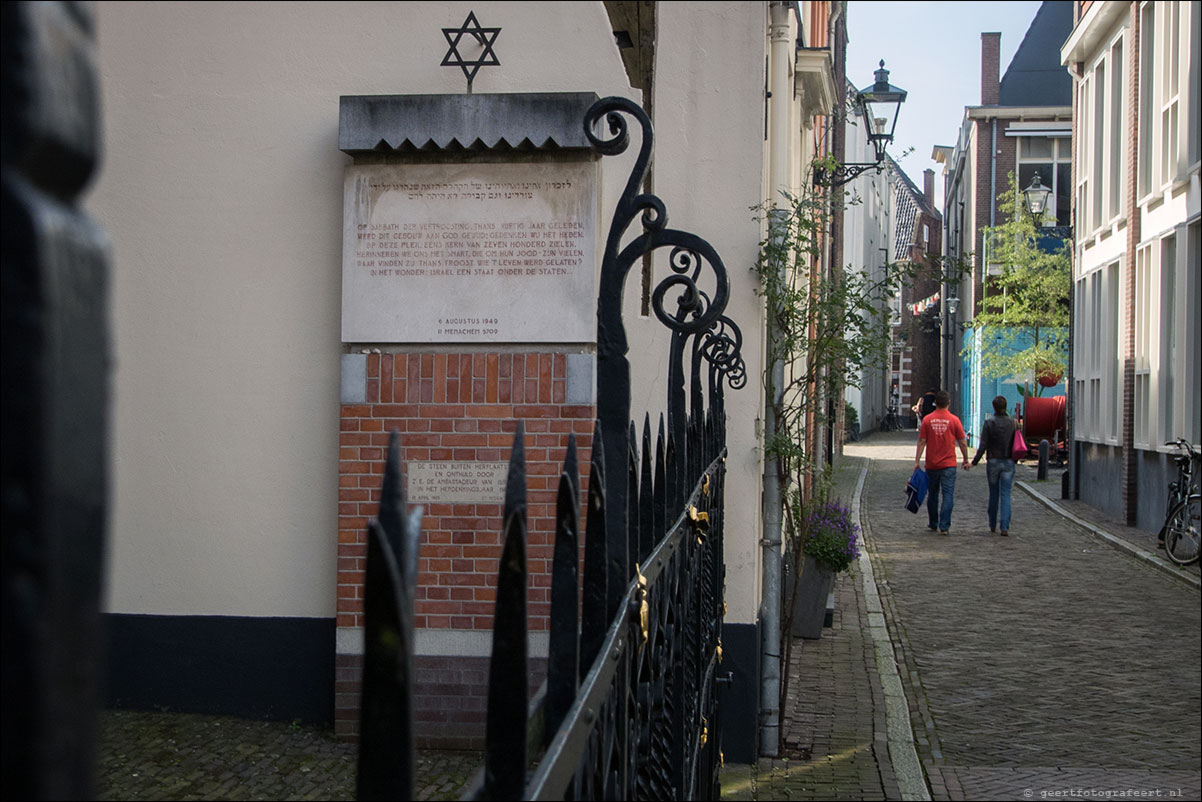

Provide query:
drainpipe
left=990, top=119, right=997, bottom=228
left=759, top=0, right=792, bottom=759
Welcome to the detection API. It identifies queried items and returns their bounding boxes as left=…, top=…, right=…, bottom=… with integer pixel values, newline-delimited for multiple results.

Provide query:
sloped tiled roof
left=999, top=0, right=1073, bottom=106
left=892, top=182, right=918, bottom=262
left=887, top=155, right=939, bottom=260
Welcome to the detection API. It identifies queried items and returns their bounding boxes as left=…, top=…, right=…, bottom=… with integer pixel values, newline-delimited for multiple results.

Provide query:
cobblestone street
left=852, top=431, right=1201, bottom=801
left=95, top=430, right=1201, bottom=801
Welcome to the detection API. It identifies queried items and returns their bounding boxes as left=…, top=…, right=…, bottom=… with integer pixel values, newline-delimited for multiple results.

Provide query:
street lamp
left=1022, top=171, right=1053, bottom=222
left=814, top=60, right=908, bottom=187
left=940, top=293, right=961, bottom=342
left=941, top=287, right=962, bottom=409
left=1022, top=171, right=1072, bottom=239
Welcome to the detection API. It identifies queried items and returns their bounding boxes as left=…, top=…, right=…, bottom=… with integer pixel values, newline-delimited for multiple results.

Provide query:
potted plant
left=789, top=499, right=860, bottom=639
left=844, top=401, right=860, bottom=442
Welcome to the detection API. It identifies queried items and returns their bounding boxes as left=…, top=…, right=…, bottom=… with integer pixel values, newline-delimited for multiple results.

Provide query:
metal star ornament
left=441, top=11, right=500, bottom=93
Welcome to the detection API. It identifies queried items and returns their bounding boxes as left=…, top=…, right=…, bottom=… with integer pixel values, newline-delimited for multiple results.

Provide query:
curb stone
left=1015, top=479, right=1201, bottom=591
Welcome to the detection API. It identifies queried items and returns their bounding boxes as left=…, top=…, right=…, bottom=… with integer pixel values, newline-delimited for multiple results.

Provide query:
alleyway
left=852, top=430, right=1201, bottom=800
left=96, top=431, right=1201, bottom=801
left=723, top=429, right=1200, bottom=801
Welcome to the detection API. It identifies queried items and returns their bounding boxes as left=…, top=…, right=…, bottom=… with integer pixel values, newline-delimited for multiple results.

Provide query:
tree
left=973, top=172, right=1071, bottom=397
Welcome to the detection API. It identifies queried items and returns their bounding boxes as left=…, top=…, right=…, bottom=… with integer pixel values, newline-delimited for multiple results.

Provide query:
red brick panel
left=337, top=351, right=595, bottom=634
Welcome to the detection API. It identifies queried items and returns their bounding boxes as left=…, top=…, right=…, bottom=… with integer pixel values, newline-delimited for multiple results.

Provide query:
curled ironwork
left=584, top=96, right=736, bottom=590
left=358, top=95, right=744, bottom=802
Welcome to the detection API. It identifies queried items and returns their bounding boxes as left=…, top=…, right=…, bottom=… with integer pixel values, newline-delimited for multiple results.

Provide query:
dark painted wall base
left=1074, top=441, right=1177, bottom=530
left=719, top=621, right=760, bottom=764
left=335, top=651, right=546, bottom=748
left=104, top=614, right=335, bottom=724
left=1075, top=441, right=1123, bottom=518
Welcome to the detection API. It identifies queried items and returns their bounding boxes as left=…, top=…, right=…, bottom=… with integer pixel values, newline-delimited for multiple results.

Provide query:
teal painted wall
left=960, top=326, right=1065, bottom=446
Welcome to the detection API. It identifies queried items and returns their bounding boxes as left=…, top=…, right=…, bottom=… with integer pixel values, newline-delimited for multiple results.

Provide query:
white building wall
left=1065, top=0, right=1200, bottom=453
left=649, top=2, right=768, bottom=624
left=842, top=99, right=892, bottom=433
left=87, top=1, right=638, bottom=618
left=1060, top=0, right=1200, bottom=527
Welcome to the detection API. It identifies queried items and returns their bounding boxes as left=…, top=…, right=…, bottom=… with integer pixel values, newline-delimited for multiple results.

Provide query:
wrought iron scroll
left=358, top=96, right=745, bottom=802
left=466, top=96, right=745, bottom=801
left=582, top=96, right=733, bottom=617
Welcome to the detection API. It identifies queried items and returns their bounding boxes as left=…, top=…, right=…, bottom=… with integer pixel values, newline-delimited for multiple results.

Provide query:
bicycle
left=881, top=403, right=904, bottom=432
left=1158, top=438, right=1200, bottom=566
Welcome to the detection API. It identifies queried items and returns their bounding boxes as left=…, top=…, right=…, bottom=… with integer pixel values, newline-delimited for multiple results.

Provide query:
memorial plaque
left=407, top=461, right=510, bottom=505
left=342, top=161, right=597, bottom=343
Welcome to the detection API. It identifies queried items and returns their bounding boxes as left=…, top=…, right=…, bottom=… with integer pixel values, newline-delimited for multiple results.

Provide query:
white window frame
left=1073, top=259, right=1121, bottom=444
left=1184, top=222, right=1202, bottom=446
left=1157, top=233, right=1177, bottom=446
left=1133, top=243, right=1154, bottom=449
left=1073, top=273, right=1095, bottom=438
left=1138, top=1, right=1156, bottom=197
left=1106, top=262, right=1120, bottom=443
left=1158, top=0, right=1181, bottom=188
left=1076, top=24, right=1127, bottom=234
left=1107, top=35, right=1125, bottom=222
left=1016, top=136, right=1071, bottom=228
left=1139, top=0, right=1191, bottom=200
left=1077, top=72, right=1094, bottom=237
left=1093, top=58, right=1106, bottom=231
left=1159, top=221, right=1202, bottom=449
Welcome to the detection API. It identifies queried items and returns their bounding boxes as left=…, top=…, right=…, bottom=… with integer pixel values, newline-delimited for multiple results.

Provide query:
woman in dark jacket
left=970, top=395, right=1018, bottom=535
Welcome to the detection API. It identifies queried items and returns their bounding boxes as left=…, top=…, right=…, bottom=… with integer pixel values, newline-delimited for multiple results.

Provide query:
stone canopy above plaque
left=339, top=94, right=600, bottom=344
left=338, top=93, right=601, bottom=154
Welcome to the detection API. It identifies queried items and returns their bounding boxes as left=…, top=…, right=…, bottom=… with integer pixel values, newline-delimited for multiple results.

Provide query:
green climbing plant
left=753, top=163, right=974, bottom=714
left=752, top=172, right=907, bottom=714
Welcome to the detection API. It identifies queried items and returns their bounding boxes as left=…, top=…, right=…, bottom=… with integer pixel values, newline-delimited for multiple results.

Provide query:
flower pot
left=789, top=558, right=834, bottom=640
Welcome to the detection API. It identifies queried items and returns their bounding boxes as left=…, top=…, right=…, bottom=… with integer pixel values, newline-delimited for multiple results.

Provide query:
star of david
left=441, top=11, right=501, bottom=91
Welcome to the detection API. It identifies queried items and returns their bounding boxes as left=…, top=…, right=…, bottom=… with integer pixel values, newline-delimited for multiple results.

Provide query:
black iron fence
left=356, top=97, right=744, bottom=801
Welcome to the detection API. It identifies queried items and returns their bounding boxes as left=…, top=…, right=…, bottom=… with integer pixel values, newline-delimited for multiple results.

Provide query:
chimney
left=923, top=169, right=935, bottom=208
left=982, top=32, right=1001, bottom=106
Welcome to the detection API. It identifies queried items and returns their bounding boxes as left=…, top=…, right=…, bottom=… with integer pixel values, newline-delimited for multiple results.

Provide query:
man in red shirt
left=913, top=390, right=970, bottom=535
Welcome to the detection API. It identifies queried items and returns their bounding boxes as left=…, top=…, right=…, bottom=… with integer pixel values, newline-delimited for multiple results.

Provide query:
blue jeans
left=926, top=467, right=957, bottom=531
left=986, top=458, right=1016, bottom=531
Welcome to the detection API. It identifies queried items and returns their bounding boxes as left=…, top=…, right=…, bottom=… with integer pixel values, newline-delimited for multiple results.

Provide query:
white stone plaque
left=342, top=161, right=597, bottom=343
left=407, top=461, right=510, bottom=505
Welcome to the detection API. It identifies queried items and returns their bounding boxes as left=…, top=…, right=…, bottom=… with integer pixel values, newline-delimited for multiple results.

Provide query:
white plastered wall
left=635, top=2, right=768, bottom=625
left=88, top=1, right=634, bottom=617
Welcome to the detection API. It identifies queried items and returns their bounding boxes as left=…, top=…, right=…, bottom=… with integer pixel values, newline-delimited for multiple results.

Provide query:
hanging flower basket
left=1036, top=369, right=1063, bottom=387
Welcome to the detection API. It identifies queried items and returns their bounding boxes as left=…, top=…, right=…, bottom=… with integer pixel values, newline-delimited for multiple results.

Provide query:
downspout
left=759, top=0, right=792, bottom=759
left=944, top=210, right=951, bottom=401
left=983, top=117, right=996, bottom=353
left=990, top=118, right=997, bottom=228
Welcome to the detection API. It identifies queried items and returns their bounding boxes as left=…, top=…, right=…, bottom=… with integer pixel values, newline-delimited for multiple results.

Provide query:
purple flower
left=801, top=498, right=861, bottom=572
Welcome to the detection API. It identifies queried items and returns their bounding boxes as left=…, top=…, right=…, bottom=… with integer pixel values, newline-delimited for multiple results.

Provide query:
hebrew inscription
left=342, top=162, right=597, bottom=343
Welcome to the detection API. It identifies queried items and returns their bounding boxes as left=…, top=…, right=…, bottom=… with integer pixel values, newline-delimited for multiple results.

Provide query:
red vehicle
left=1017, top=395, right=1066, bottom=460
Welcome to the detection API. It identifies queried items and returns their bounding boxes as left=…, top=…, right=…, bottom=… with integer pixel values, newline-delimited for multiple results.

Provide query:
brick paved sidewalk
left=720, top=455, right=910, bottom=801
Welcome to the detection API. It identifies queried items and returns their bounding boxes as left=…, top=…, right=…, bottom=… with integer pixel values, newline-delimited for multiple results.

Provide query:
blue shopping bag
left=904, top=468, right=928, bottom=513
